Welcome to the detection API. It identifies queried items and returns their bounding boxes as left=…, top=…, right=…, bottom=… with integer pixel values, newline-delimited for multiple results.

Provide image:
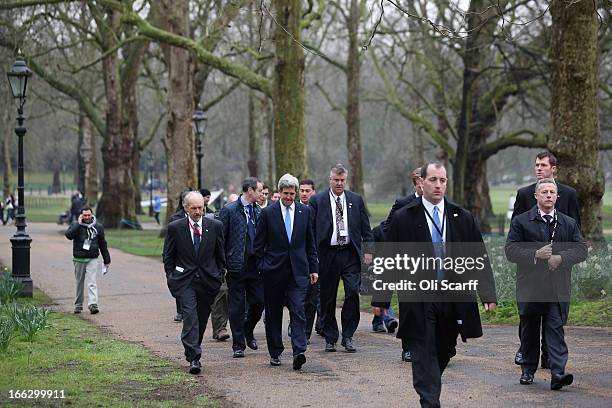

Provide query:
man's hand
left=102, top=264, right=110, bottom=275
left=483, top=303, right=496, bottom=311
left=364, top=253, right=373, bottom=265
left=372, top=306, right=382, bottom=316
left=535, top=244, right=553, bottom=260
left=548, top=255, right=562, bottom=271
left=310, top=273, right=319, bottom=284
left=78, top=214, right=83, bottom=223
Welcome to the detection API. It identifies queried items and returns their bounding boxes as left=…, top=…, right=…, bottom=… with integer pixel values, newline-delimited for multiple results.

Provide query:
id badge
left=82, top=239, right=91, bottom=250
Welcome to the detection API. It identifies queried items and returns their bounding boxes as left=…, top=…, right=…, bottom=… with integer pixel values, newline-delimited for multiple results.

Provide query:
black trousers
left=518, top=319, right=548, bottom=359
left=227, top=256, right=264, bottom=351
left=406, top=303, right=459, bottom=408
left=304, top=281, right=320, bottom=339
left=319, top=245, right=361, bottom=344
left=520, top=303, right=568, bottom=376
left=178, top=275, right=219, bottom=362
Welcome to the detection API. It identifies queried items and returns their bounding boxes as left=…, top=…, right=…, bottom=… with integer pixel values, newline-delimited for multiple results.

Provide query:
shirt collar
left=538, top=208, right=556, bottom=219
left=422, top=197, right=445, bottom=216
left=329, top=189, right=345, bottom=202
left=240, top=195, right=251, bottom=208
left=188, top=216, right=201, bottom=227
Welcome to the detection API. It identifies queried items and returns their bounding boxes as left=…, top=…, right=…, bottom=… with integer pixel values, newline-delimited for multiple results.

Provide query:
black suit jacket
left=386, top=197, right=497, bottom=341
left=512, top=182, right=580, bottom=228
left=309, top=189, right=373, bottom=260
left=382, top=192, right=419, bottom=233
left=254, top=201, right=319, bottom=288
left=505, top=207, right=587, bottom=320
left=163, top=217, right=226, bottom=298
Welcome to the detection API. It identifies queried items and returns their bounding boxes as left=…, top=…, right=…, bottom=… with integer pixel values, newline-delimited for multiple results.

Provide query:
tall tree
left=550, top=0, right=604, bottom=246
left=157, top=0, right=196, bottom=222
left=272, top=0, right=307, bottom=179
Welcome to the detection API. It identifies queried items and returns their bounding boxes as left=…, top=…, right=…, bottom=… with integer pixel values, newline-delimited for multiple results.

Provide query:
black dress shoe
left=372, top=324, right=386, bottom=333
left=519, top=372, right=534, bottom=385
left=293, top=353, right=306, bottom=370
left=551, top=373, right=573, bottom=390
left=515, top=349, right=524, bottom=365
left=341, top=337, right=356, bottom=353
left=402, top=350, right=412, bottom=362
left=270, top=357, right=281, bottom=366
left=541, top=355, right=551, bottom=369
left=189, top=360, right=202, bottom=374
left=246, top=338, right=258, bottom=350
left=233, top=349, right=245, bottom=358
left=386, top=320, right=398, bottom=334
left=325, top=342, right=336, bottom=352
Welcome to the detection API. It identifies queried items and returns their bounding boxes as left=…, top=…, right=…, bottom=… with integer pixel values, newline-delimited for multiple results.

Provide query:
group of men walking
left=153, top=152, right=587, bottom=407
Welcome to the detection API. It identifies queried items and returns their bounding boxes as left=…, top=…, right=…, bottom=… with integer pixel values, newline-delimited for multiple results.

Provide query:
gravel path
left=1, top=223, right=610, bottom=407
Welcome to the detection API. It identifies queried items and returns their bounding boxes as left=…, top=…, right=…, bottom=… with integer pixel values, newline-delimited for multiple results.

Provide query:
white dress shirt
left=188, top=216, right=202, bottom=244
left=422, top=197, right=446, bottom=242
left=281, top=201, right=295, bottom=232
left=329, top=190, right=350, bottom=245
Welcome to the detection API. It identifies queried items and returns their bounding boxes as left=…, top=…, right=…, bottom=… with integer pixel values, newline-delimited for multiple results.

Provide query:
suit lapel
left=180, top=219, right=197, bottom=259
left=198, top=217, right=212, bottom=258
left=414, top=200, right=433, bottom=242
left=321, top=191, right=333, bottom=238
left=275, top=202, right=291, bottom=245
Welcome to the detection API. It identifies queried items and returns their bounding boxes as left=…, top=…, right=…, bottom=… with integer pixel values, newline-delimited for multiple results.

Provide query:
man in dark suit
left=218, top=177, right=265, bottom=358
left=386, top=162, right=497, bottom=407
left=254, top=174, right=319, bottom=369
left=377, top=166, right=422, bottom=362
left=309, top=163, right=373, bottom=353
left=505, top=178, right=587, bottom=389
left=163, top=191, right=226, bottom=375
left=298, top=179, right=321, bottom=340
left=511, top=151, right=581, bottom=367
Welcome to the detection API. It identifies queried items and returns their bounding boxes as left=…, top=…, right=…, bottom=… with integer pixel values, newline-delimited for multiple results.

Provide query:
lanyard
left=190, top=222, right=203, bottom=237
left=546, top=212, right=558, bottom=244
left=424, top=207, right=445, bottom=241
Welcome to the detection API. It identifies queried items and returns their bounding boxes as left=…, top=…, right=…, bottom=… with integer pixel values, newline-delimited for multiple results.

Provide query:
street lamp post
left=192, top=108, right=207, bottom=189
left=148, top=152, right=154, bottom=216
left=6, top=53, right=33, bottom=297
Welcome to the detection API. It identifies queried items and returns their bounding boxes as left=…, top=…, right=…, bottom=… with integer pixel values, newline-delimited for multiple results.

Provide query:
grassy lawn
left=336, top=284, right=611, bottom=327
left=105, top=229, right=165, bottom=258
left=0, top=289, right=217, bottom=407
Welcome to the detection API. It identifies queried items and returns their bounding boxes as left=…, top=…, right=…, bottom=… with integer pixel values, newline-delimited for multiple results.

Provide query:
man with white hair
left=254, top=173, right=319, bottom=370
left=163, top=191, right=226, bottom=375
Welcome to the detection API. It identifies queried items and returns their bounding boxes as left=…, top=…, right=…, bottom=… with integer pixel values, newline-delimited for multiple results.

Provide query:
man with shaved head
left=163, top=191, right=226, bottom=375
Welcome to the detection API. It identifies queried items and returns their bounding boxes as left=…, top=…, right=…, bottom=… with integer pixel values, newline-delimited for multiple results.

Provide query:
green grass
left=335, top=283, right=611, bottom=327
left=0, top=289, right=218, bottom=407
left=105, top=229, right=165, bottom=258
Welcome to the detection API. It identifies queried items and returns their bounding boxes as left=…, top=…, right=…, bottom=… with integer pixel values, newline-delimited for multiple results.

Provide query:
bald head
left=184, top=191, right=204, bottom=221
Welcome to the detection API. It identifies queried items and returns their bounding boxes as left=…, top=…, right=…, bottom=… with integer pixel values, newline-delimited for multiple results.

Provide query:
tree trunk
left=87, top=122, right=98, bottom=206
left=550, top=0, right=604, bottom=246
left=51, top=168, right=61, bottom=194
left=345, top=0, right=364, bottom=197
left=453, top=0, right=504, bottom=232
left=247, top=91, right=259, bottom=176
left=96, top=9, right=137, bottom=227
left=272, top=0, right=307, bottom=179
left=159, top=0, right=196, bottom=223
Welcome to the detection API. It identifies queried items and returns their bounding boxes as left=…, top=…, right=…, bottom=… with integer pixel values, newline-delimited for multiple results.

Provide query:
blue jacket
left=218, top=196, right=261, bottom=273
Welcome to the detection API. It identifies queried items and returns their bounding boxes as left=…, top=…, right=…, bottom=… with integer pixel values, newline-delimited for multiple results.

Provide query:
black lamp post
left=148, top=152, right=154, bottom=216
left=6, top=53, right=33, bottom=297
left=192, top=108, right=207, bottom=189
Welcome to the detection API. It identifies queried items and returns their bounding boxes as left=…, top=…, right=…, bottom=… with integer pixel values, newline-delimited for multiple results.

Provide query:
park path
left=1, top=223, right=611, bottom=407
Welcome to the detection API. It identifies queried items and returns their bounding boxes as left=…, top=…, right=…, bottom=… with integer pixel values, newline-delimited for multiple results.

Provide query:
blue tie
left=284, top=206, right=292, bottom=243
left=247, top=204, right=256, bottom=253
left=431, top=206, right=444, bottom=281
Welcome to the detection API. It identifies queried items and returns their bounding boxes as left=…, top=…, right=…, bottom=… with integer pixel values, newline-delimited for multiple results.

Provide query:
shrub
left=11, top=305, right=49, bottom=342
left=0, top=273, right=24, bottom=305
left=0, top=318, right=15, bottom=353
